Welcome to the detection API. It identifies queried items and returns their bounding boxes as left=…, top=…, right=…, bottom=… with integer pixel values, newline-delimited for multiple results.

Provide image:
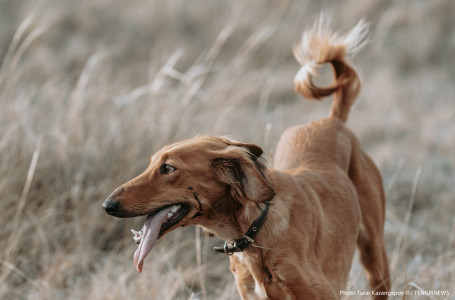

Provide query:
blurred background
left=0, top=0, right=453, bottom=299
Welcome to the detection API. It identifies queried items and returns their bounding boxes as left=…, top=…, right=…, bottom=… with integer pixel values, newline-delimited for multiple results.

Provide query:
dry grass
left=0, top=0, right=454, bottom=299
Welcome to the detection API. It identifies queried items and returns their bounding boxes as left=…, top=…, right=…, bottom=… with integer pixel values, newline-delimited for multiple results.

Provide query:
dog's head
left=102, top=136, right=275, bottom=272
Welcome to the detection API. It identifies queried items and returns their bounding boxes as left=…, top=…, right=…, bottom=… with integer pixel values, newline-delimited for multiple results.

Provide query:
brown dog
left=103, top=20, right=390, bottom=299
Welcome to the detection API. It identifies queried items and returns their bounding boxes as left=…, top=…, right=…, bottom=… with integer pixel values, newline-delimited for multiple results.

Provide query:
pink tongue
left=133, top=207, right=172, bottom=273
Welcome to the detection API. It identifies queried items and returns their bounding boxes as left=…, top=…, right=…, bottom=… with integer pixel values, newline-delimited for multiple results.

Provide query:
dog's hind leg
left=357, top=223, right=390, bottom=299
left=350, top=149, right=391, bottom=299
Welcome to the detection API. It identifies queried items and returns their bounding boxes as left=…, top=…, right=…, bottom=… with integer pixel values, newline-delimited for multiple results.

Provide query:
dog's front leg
left=230, top=256, right=257, bottom=300
left=273, top=263, right=338, bottom=300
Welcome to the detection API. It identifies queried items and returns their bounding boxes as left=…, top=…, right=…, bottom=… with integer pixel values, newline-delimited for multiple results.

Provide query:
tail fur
left=294, top=19, right=369, bottom=123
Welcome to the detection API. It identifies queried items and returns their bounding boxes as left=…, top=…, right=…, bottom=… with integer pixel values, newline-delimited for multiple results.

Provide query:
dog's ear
left=230, top=142, right=263, bottom=159
left=218, top=137, right=263, bottom=159
left=212, top=145, right=275, bottom=203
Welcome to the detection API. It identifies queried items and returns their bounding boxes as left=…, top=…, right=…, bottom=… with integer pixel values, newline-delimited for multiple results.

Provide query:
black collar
left=213, top=201, right=271, bottom=255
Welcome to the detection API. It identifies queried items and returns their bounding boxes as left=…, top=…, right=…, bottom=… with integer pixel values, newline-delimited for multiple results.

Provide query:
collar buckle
left=213, top=202, right=270, bottom=255
left=213, top=236, right=255, bottom=255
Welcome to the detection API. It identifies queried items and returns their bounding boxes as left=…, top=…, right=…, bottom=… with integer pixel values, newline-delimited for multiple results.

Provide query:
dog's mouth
left=131, top=203, right=190, bottom=273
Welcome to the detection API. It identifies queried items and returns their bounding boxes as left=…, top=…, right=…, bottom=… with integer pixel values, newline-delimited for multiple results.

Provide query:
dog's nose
left=103, top=197, right=119, bottom=215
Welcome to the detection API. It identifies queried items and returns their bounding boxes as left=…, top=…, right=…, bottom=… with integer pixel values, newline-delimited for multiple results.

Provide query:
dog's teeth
left=171, top=205, right=180, bottom=213
left=132, top=229, right=142, bottom=245
left=167, top=212, right=173, bottom=218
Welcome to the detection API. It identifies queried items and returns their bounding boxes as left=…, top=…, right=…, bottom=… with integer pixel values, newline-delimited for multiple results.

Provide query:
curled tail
left=293, top=19, right=369, bottom=123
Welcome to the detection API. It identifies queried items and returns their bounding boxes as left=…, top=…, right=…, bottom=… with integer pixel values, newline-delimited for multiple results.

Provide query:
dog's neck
left=200, top=197, right=270, bottom=245
left=238, top=201, right=269, bottom=233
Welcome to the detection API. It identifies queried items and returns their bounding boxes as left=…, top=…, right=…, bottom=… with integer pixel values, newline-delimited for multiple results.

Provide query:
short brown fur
left=104, top=21, right=390, bottom=299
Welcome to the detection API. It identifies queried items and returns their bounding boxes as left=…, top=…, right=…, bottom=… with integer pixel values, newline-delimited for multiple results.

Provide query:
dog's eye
left=160, top=164, right=175, bottom=174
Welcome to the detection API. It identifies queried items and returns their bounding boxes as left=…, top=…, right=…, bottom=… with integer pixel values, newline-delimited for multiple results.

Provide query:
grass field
left=0, top=0, right=454, bottom=299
